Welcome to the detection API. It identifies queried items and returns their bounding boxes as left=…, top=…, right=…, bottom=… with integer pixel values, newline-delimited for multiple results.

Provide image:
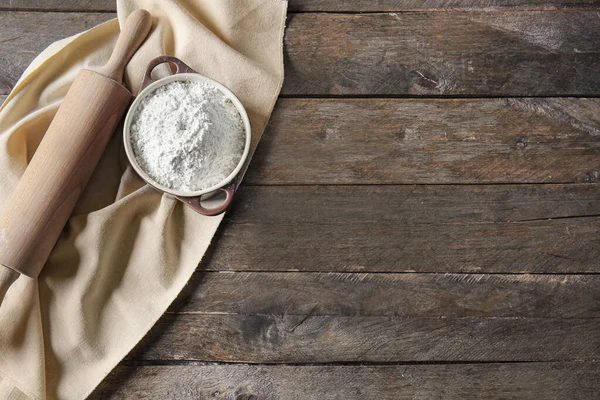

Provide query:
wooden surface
left=250, top=98, right=600, bottom=184
left=1, top=1, right=599, bottom=399
left=93, top=362, right=600, bottom=399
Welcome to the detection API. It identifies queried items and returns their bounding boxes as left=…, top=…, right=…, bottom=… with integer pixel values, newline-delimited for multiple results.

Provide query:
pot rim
left=123, top=72, right=252, bottom=198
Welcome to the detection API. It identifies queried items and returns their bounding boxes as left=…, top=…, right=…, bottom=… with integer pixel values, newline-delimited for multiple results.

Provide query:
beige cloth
left=0, top=1, right=287, bottom=398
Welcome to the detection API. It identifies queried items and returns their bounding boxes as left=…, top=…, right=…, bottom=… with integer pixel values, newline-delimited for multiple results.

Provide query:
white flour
left=130, top=80, right=245, bottom=192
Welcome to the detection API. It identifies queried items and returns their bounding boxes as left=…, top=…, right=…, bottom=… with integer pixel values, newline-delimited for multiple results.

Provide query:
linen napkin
left=0, top=0, right=287, bottom=398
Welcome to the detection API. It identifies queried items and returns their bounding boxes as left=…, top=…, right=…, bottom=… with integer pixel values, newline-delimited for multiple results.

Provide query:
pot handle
left=175, top=182, right=236, bottom=216
left=141, top=55, right=197, bottom=90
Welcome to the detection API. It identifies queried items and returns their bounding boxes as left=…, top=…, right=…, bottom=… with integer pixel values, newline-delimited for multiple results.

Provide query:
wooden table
left=2, top=1, right=600, bottom=398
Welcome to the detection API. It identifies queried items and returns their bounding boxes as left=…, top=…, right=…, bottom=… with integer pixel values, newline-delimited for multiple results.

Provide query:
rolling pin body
left=0, top=71, right=131, bottom=277
left=0, top=9, right=152, bottom=306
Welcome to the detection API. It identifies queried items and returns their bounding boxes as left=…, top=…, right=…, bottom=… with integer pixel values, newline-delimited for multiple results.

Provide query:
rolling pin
left=0, top=9, right=152, bottom=306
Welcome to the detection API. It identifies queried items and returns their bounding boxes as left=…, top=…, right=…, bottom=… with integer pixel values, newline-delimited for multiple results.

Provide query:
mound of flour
left=130, top=80, right=245, bottom=192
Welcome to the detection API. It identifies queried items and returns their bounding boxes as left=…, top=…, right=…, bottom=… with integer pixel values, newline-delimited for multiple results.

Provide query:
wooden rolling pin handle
left=100, top=9, right=153, bottom=83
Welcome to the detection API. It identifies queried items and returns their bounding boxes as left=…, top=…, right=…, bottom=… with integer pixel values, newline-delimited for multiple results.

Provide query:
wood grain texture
left=206, top=185, right=600, bottom=273
left=1, top=0, right=599, bottom=12
left=128, top=271, right=600, bottom=363
left=1, top=11, right=600, bottom=96
left=210, top=218, right=600, bottom=273
left=248, top=98, right=600, bottom=184
left=130, top=313, right=600, bottom=362
left=282, top=11, right=600, bottom=96
left=225, top=184, right=600, bottom=225
left=171, top=271, right=600, bottom=318
left=92, top=362, right=600, bottom=400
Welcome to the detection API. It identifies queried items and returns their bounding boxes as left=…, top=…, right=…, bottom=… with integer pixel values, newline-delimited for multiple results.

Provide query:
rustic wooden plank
left=4, top=96, right=599, bottom=184
left=282, top=11, right=600, bottom=96
left=207, top=185, right=600, bottom=273
left=4, top=92, right=600, bottom=184
left=249, top=98, right=600, bottom=184
left=172, top=271, right=600, bottom=318
left=1, top=11, right=599, bottom=96
left=130, top=313, right=600, bottom=362
left=226, top=184, right=600, bottom=225
left=92, top=362, right=600, bottom=400
left=210, top=218, right=600, bottom=273
left=2, top=0, right=599, bottom=12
